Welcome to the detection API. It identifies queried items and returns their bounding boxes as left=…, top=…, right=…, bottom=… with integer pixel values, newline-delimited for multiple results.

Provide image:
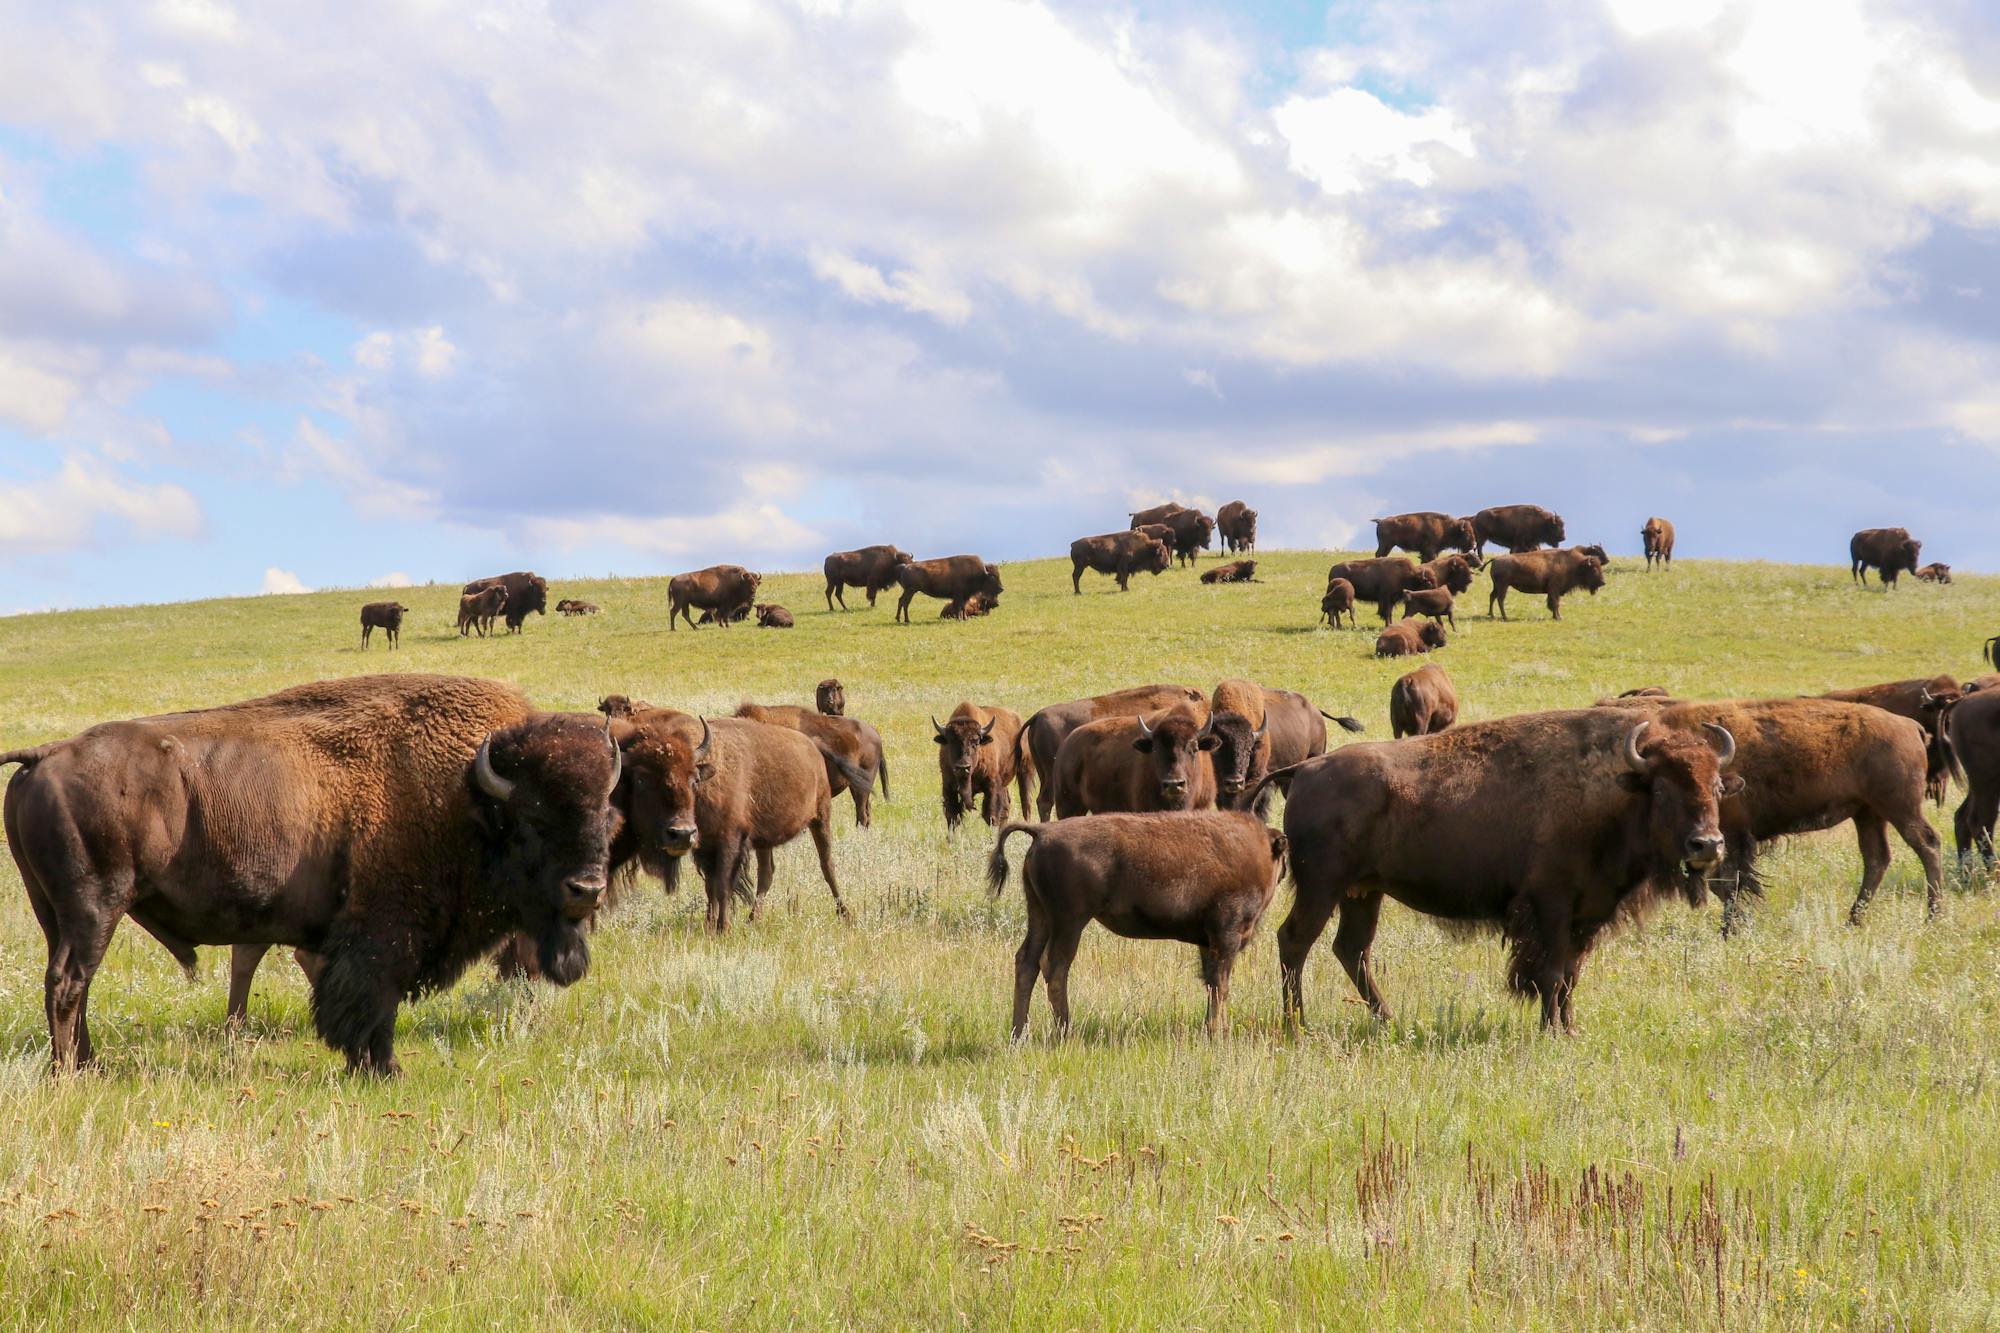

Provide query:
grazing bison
left=934, top=702, right=1031, bottom=830
left=1486, top=549, right=1606, bottom=621
left=359, top=601, right=408, bottom=649
left=1417, top=553, right=1479, bottom=595
left=1320, top=579, right=1357, bottom=629
left=1472, top=504, right=1566, bottom=555
left=1326, top=556, right=1439, bottom=625
left=734, top=702, right=888, bottom=828
left=755, top=604, right=794, bottom=628
left=1207, top=679, right=1362, bottom=816
left=1850, top=528, right=1922, bottom=588
left=1160, top=509, right=1217, bottom=567
left=1376, top=619, right=1447, bottom=656
left=988, top=812, right=1288, bottom=1037
left=1915, top=562, right=1952, bottom=584
left=895, top=556, right=1003, bottom=623
left=816, top=679, right=845, bottom=717
left=1277, top=710, right=1736, bottom=1030
left=1017, top=684, right=1207, bottom=820
left=670, top=565, right=761, bottom=630
left=462, top=572, right=548, bottom=633
left=555, top=599, right=600, bottom=616
left=1389, top=664, right=1457, bottom=738
left=1052, top=704, right=1218, bottom=817
left=1948, top=688, right=2000, bottom=866
left=1128, top=501, right=1187, bottom=529
left=1200, top=560, right=1258, bottom=585
left=1071, top=531, right=1172, bottom=593
left=458, top=586, right=507, bottom=637
left=823, top=545, right=913, bottom=611
left=1641, top=517, right=1675, bottom=570
left=1399, top=587, right=1456, bottom=630
left=1, top=675, right=621, bottom=1073
left=942, top=591, right=1001, bottom=618
left=1216, top=501, right=1258, bottom=554
left=1374, top=513, right=1478, bottom=563
left=1818, top=675, right=1964, bottom=803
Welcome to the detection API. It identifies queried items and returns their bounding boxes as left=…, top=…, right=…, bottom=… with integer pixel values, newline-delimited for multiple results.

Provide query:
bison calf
left=755, top=604, right=794, bottom=628
left=555, top=599, right=600, bottom=616
left=1376, top=619, right=1446, bottom=656
left=1916, top=562, right=1952, bottom=584
left=1200, top=560, right=1257, bottom=585
left=360, top=601, right=408, bottom=649
left=458, top=586, right=506, bottom=637
left=941, top=591, right=1000, bottom=618
left=1389, top=663, right=1457, bottom=737
left=988, top=812, right=1288, bottom=1037
left=1399, top=587, right=1456, bottom=629
left=1320, top=579, right=1356, bottom=629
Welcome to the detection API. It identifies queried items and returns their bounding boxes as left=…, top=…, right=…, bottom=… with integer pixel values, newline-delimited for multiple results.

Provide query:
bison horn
left=1252, top=716, right=1268, bottom=741
left=693, top=715, right=713, bottom=763
left=473, top=737, right=516, bottom=802
left=1622, top=721, right=1650, bottom=775
left=978, top=718, right=996, bottom=741
left=1703, top=722, right=1736, bottom=768
left=932, top=715, right=947, bottom=740
left=1135, top=712, right=1154, bottom=739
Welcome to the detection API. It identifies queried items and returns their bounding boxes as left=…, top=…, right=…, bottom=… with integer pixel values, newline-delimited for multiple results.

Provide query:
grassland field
left=0, top=547, right=1997, bottom=1329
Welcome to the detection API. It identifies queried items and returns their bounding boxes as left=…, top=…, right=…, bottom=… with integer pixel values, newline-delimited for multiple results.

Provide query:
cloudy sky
left=5, top=0, right=2000, bottom=610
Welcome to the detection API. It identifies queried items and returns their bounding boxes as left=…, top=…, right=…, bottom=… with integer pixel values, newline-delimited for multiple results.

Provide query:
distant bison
left=1326, top=556, right=1439, bottom=625
left=359, top=601, right=408, bottom=649
left=935, top=702, right=1031, bottom=829
left=669, top=565, right=761, bottom=630
left=1486, top=549, right=1605, bottom=621
left=1216, top=501, right=1258, bottom=554
left=816, top=679, right=845, bottom=717
left=462, top=572, right=547, bottom=633
left=1319, top=579, right=1357, bottom=629
left=1915, top=562, right=1952, bottom=584
left=1018, top=684, right=1207, bottom=821
left=1200, top=560, right=1257, bottom=585
left=1389, top=663, right=1457, bottom=737
left=555, top=599, right=600, bottom=617
left=942, top=591, right=1000, bottom=618
left=458, top=586, right=507, bottom=638
left=755, top=604, right=794, bottom=628
left=1641, top=517, right=1675, bottom=571
left=1850, top=528, right=1921, bottom=588
left=1071, top=531, right=1171, bottom=593
left=1160, top=509, right=1216, bottom=567
left=1375, top=512, right=1478, bottom=563
left=1376, top=619, right=1447, bottom=657
left=896, top=555, right=1003, bottom=623
left=1417, top=553, right=1479, bottom=595
left=1399, top=587, right=1456, bottom=630
left=1128, top=502, right=1187, bottom=529
left=1052, top=704, right=1217, bottom=817
left=1472, top=505, right=1565, bottom=555
left=823, top=545, right=913, bottom=611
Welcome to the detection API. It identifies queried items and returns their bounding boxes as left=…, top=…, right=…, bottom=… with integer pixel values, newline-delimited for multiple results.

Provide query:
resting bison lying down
left=817, top=679, right=845, bottom=716
left=942, top=591, right=1000, bottom=618
left=1200, top=560, right=1257, bottom=585
left=988, top=812, right=1289, bottom=1037
left=1915, top=562, right=1952, bottom=584
left=1376, top=619, right=1446, bottom=656
left=555, top=599, right=600, bottom=616
left=755, top=604, right=793, bottom=628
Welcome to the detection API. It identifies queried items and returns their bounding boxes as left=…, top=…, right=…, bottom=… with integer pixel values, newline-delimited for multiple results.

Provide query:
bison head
left=1577, top=557, right=1607, bottom=595
left=469, top=713, right=623, bottom=986
left=817, top=679, right=846, bottom=716
left=1132, top=707, right=1216, bottom=807
left=1617, top=720, right=1740, bottom=898
left=1139, top=539, right=1172, bottom=576
left=1206, top=709, right=1269, bottom=803
left=980, top=564, right=1004, bottom=596
left=1574, top=544, right=1609, bottom=566
left=1430, top=556, right=1475, bottom=594
left=1543, top=513, right=1568, bottom=545
left=610, top=711, right=713, bottom=890
left=934, top=713, right=998, bottom=805
left=1419, top=622, right=1448, bottom=650
left=519, top=577, right=548, bottom=617
left=1895, top=539, right=1922, bottom=574
left=1446, top=517, right=1477, bottom=551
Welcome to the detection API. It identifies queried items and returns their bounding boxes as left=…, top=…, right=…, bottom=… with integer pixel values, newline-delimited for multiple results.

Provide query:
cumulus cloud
left=0, top=455, right=203, bottom=554
left=367, top=571, right=414, bottom=588
left=259, top=566, right=310, bottom=594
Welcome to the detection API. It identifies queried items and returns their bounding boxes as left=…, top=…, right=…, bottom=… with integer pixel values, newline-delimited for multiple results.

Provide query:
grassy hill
left=0, top=550, right=1997, bottom=1328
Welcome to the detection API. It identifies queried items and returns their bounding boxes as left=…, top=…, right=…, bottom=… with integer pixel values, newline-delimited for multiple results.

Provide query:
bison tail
left=876, top=750, right=889, bottom=802
left=1320, top=710, right=1365, bottom=734
left=812, top=740, right=875, bottom=795
left=986, top=822, right=1041, bottom=897
left=1987, top=635, right=2000, bottom=669
left=0, top=744, right=53, bottom=769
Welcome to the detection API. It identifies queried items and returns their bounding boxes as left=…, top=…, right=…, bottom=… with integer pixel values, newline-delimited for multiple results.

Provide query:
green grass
left=0, top=550, right=1997, bottom=1329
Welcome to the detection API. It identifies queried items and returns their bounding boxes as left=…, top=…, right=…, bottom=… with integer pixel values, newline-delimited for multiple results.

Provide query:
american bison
left=359, top=601, right=408, bottom=649
left=1486, top=549, right=1606, bottom=621
left=1399, top=587, right=1456, bottom=630
left=1128, top=502, right=1187, bottom=528
left=1051, top=704, right=1218, bottom=817
left=734, top=702, right=888, bottom=828
left=1376, top=619, right=1447, bottom=656
left=942, top=591, right=1001, bottom=618
left=1326, top=556, right=1439, bottom=625
left=1641, top=517, right=1675, bottom=570
left=817, top=679, right=845, bottom=716
left=1374, top=512, right=1478, bottom=562
left=1071, top=531, right=1171, bottom=593
left=1200, top=560, right=1257, bottom=585
left=1472, top=504, right=1566, bottom=555
left=1207, top=679, right=1362, bottom=817
left=1850, top=528, right=1922, bottom=588
left=1216, top=501, right=1258, bottom=554
left=1160, top=509, right=1217, bottom=567
left=458, top=586, right=507, bottom=637
left=1915, top=563, right=1952, bottom=584
left=1417, top=553, right=1479, bottom=595
left=755, top=604, right=794, bottom=628
left=1818, top=675, right=1964, bottom=803
left=1017, top=684, right=1206, bottom=820
left=1134, top=522, right=1177, bottom=551
left=1, top=675, right=621, bottom=1073
left=555, top=599, right=600, bottom=616
left=462, top=572, right=548, bottom=633
left=670, top=565, right=761, bottom=630
left=823, top=545, right=913, bottom=611
left=1947, top=688, right=2000, bottom=866
left=1572, top=543, right=1610, bottom=566
left=697, top=605, right=752, bottom=625
left=1278, top=710, right=1737, bottom=1030
left=1319, top=579, right=1357, bottom=629
left=895, top=555, right=1003, bottom=623
left=1389, top=664, right=1457, bottom=738
left=934, top=702, right=1031, bottom=829
left=988, top=812, right=1288, bottom=1037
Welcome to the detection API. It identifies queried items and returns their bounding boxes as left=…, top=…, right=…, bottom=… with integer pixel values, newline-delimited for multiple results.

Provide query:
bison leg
left=308, top=933, right=405, bottom=1076
left=1957, top=790, right=1999, bottom=867
left=1546, top=592, right=1562, bottom=620
left=895, top=588, right=916, bottom=624
left=1275, top=878, right=1342, bottom=1031
left=1042, top=921, right=1086, bottom=1036
left=1489, top=587, right=1507, bottom=621
left=1447, top=609, right=1457, bottom=631
left=1889, top=807, right=1946, bottom=917
left=1011, top=912, right=1050, bottom=1040
left=1376, top=599, right=1396, bottom=626
left=750, top=846, right=775, bottom=922
left=1507, top=894, right=1574, bottom=1030
left=1072, top=561, right=1085, bottom=594
left=226, top=943, right=272, bottom=1027
left=1014, top=765, right=1033, bottom=825
left=1199, top=945, right=1236, bottom=1037
left=1327, top=893, right=1389, bottom=1022
left=852, top=780, right=872, bottom=830
left=942, top=786, right=964, bottom=832
left=808, top=818, right=848, bottom=919
left=989, top=778, right=1011, bottom=826
left=1847, top=813, right=1894, bottom=925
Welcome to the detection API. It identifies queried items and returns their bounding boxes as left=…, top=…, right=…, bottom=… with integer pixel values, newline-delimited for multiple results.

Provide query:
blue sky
left=4, top=0, right=2000, bottom=611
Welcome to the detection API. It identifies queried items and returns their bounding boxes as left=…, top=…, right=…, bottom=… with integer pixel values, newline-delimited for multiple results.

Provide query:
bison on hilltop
left=1216, top=501, right=1258, bottom=554
left=1375, top=513, right=1479, bottom=563
left=697, top=605, right=752, bottom=625
left=1915, top=563, right=1952, bottom=584
left=1160, top=509, right=1216, bottom=567
left=359, top=601, right=408, bottom=649
left=1389, top=663, right=1457, bottom=737
left=1641, top=517, right=1675, bottom=570
left=935, top=702, right=1032, bottom=830
left=1376, top=619, right=1447, bottom=657
left=896, top=556, right=1002, bottom=623
left=1200, top=560, right=1257, bottom=585
left=1071, top=531, right=1171, bottom=593
left=555, top=599, right=600, bottom=616
left=823, top=545, right=913, bottom=611
left=1472, top=505, right=1566, bottom=555
left=462, top=572, right=547, bottom=633
left=1052, top=705, right=1218, bottom=817
left=669, top=565, right=761, bottom=630
left=1486, top=549, right=1605, bottom=621
left=1018, top=684, right=1207, bottom=821
left=755, top=605, right=794, bottom=628
left=1850, top=528, right=1922, bottom=588
left=1129, top=501, right=1187, bottom=529
left=458, top=586, right=507, bottom=637
left=1326, top=556, right=1438, bottom=625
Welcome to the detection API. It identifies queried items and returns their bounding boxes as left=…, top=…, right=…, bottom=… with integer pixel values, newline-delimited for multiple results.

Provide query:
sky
left=5, top=0, right=2000, bottom=611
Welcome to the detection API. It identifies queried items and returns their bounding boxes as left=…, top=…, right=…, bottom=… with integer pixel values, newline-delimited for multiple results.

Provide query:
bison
left=942, top=591, right=1001, bottom=618
left=1, top=675, right=621, bottom=1073
left=1818, top=675, right=1964, bottom=803
left=1326, top=556, right=1438, bottom=625
left=1319, top=579, right=1357, bottom=629
left=1277, top=710, right=1736, bottom=1030
left=555, top=599, right=600, bottom=616
left=457, top=585, right=507, bottom=637
left=816, top=679, right=845, bottom=716
left=823, top=545, right=913, bottom=611
left=1160, top=509, right=1217, bottom=567
left=1399, top=587, right=1456, bottom=630
left=1915, top=562, right=1952, bottom=584
left=1376, top=619, right=1447, bottom=656
left=1641, top=517, right=1675, bottom=571
left=895, top=556, right=1003, bottom=623
left=1486, top=549, right=1606, bottom=621
left=734, top=702, right=888, bottom=828
left=1850, top=528, right=1922, bottom=588
left=1417, top=553, right=1480, bottom=595
left=1134, top=522, right=1177, bottom=551
left=1128, top=501, right=1187, bottom=529
left=1472, top=504, right=1566, bottom=555
left=1389, top=664, right=1457, bottom=738
left=755, top=604, right=794, bottom=628
left=697, top=605, right=752, bottom=625
left=1947, top=688, right=2000, bottom=867
left=359, top=601, right=408, bottom=649
left=1017, top=684, right=1206, bottom=820
left=1200, top=560, right=1258, bottom=585
left=1216, top=501, right=1258, bottom=554
left=669, top=565, right=760, bottom=630
left=1051, top=704, right=1218, bottom=817
left=1071, top=531, right=1171, bottom=593
left=988, top=812, right=1288, bottom=1037
left=934, top=702, right=1031, bottom=830
left=1207, top=679, right=1362, bottom=817
left=462, top=572, right=548, bottom=633
left=1374, top=512, right=1478, bottom=563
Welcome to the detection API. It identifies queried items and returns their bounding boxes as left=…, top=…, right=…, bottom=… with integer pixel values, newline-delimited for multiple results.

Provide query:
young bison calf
left=1320, top=578, right=1356, bottom=629
left=755, top=604, right=794, bottom=628
left=987, top=812, right=1288, bottom=1038
left=1375, top=619, right=1447, bottom=656
left=1200, top=560, right=1258, bottom=585
left=1399, top=586, right=1456, bottom=629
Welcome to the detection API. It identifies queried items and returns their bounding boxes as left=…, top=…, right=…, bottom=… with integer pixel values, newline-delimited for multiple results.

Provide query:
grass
left=0, top=550, right=1997, bottom=1328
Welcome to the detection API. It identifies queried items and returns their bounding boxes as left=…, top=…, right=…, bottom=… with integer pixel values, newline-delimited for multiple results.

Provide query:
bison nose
left=953, top=763, right=974, bottom=775
left=1683, top=833, right=1725, bottom=868
left=662, top=825, right=696, bottom=853
left=1160, top=777, right=1187, bottom=792
left=563, top=872, right=608, bottom=917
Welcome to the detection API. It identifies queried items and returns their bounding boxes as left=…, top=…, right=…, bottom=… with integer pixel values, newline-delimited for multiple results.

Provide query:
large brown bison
left=1071, top=531, right=1171, bottom=593
left=0, top=675, right=621, bottom=1073
left=895, top=556, right=1003, bottom=623
left=1017, top=684, right=1207, bottom=820
left=988, top=811, right=1288, bottom=1037
left=1472, top=504, right=1566, bottom=555
left=1389, top=663, right=1457, bottom=737
left=1128, top=501, right=1187, bottom=529
left=1051, top=704, right=1218, bottom=817
left=1320, top=579, right=1356, bottom=629
left=734, top=702, right=888, bottom=828
left=1641, top=517, right=1675, bottom=570
left=1486, top=549, right=1605, bottom=620
left=1817, top=675, right=1963, bottom=803
left=1417, top=553, right=1480, bottom=595
left=669, top=565, right=761, bottom=630
left=1326, top=556, right=1439, bottom=625
left=462, top=572, right=548, bottom=633
left=1374, top=512, right=1478, bottom=562
left=934, top=702, right=1031, bottom=829
left=1207, top=679, right=1363, bottom=817
left=1375, top=619, right=1447, bottom=656
left=457, top=585, right=507, bottom=637
left=1200, top=560, right=1258, bottom=585
left=1277, top=710, right=1737, bottom=1030
left=1160, top=509, right=1216, bottom=567
left=1216, top=501, right=1258, bottom=554
left=359, top=601, right=408, bottom=649
left=1850, top=528, right=1922, bottom=588
left=823, top=545, right=913, bottom=611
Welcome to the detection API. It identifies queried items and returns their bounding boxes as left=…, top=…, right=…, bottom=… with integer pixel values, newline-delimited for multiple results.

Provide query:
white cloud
left=1273, top=87, right=1475, bottom=195
left=259, top=566, right=310, bottom=594
left=0, top=455, right=203, bottom=553
left=367, top=571, right=414, bottom=588
left=525, top=502, right=824, bottom=562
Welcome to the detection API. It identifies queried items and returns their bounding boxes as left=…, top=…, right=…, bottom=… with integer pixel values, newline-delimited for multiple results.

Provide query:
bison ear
left=1720, top=775, right=1745, bottom=798
left=693, top=762, right=717, bottom=785
left=1615, top=772, right=1649, bottom=794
